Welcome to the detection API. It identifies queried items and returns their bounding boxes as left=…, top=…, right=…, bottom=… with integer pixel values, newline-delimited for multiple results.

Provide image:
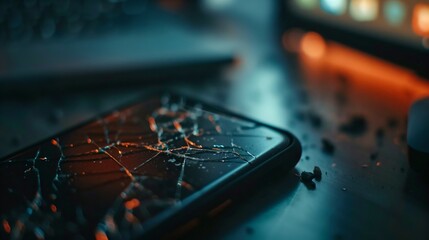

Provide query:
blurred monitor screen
left=289, top=0, right=429, bottom=50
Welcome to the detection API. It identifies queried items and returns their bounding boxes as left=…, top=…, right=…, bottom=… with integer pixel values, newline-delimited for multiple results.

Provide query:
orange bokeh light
left=300, top=32, right=327, bottom=59
left=282, top=29, right=305, bottom=53
left=412, top=4, right=429, bottom=36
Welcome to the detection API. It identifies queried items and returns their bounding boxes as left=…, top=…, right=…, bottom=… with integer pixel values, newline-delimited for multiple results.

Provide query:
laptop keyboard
left=0, top=0, right=148, bottom=44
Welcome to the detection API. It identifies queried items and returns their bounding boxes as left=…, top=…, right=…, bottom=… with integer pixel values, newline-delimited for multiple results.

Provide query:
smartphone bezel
left=0, top=92, right=302, bottom=238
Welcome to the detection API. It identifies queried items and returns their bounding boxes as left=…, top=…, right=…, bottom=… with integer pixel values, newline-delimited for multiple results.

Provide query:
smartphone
left=0, top=93, right=301, bottom=239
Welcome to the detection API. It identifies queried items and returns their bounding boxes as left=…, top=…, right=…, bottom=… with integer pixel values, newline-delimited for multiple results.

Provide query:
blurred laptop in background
left=0, top=0, right=233, bottom=93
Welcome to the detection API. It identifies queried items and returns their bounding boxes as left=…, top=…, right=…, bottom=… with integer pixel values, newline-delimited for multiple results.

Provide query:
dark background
left=1, top=0, right=428, bottom=239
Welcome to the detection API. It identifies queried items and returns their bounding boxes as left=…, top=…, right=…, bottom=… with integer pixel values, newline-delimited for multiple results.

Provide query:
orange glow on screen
left=95, top=230, right=109, bottom=240
left=50, top=204, right=57, bottom=213
left=125, top=198, right=141, bottom=210
left=2, top=220, right=11, bottom=234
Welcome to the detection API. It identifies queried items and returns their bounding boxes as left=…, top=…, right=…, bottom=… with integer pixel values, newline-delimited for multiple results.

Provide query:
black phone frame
left=0, top=91, right=302, bottom=238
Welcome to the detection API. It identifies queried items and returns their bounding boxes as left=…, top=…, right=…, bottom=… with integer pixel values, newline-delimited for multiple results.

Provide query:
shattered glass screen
left=0, top=94, right=289, bottom=239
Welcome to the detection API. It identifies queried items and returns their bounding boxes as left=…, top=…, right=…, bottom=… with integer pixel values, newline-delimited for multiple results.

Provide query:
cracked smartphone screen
left=0, top=94, right=291, bottom=239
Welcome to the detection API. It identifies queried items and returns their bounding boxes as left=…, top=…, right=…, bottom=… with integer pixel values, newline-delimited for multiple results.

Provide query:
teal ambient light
left=321, top=0, right=347, bottom=15
left=384, top=0, right=406, bottom=26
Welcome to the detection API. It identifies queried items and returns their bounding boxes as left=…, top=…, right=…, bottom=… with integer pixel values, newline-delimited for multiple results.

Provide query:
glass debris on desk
left=321, top=138, right=335, bottom=155
left=338, top=115, right=368, bottom=137
left=299, top=166, right=322, bottom=190
left=0, top=95, right=286, bottom=239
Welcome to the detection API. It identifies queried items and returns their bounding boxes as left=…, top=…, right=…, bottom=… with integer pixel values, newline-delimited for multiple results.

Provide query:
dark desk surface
left=0, top=0, right=428, bottom=239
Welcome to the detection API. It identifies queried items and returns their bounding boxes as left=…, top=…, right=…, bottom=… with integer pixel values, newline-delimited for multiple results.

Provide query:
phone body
left=0, top=93, right=301, bottom=239
left=282, top=0, right=429, bottom=78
